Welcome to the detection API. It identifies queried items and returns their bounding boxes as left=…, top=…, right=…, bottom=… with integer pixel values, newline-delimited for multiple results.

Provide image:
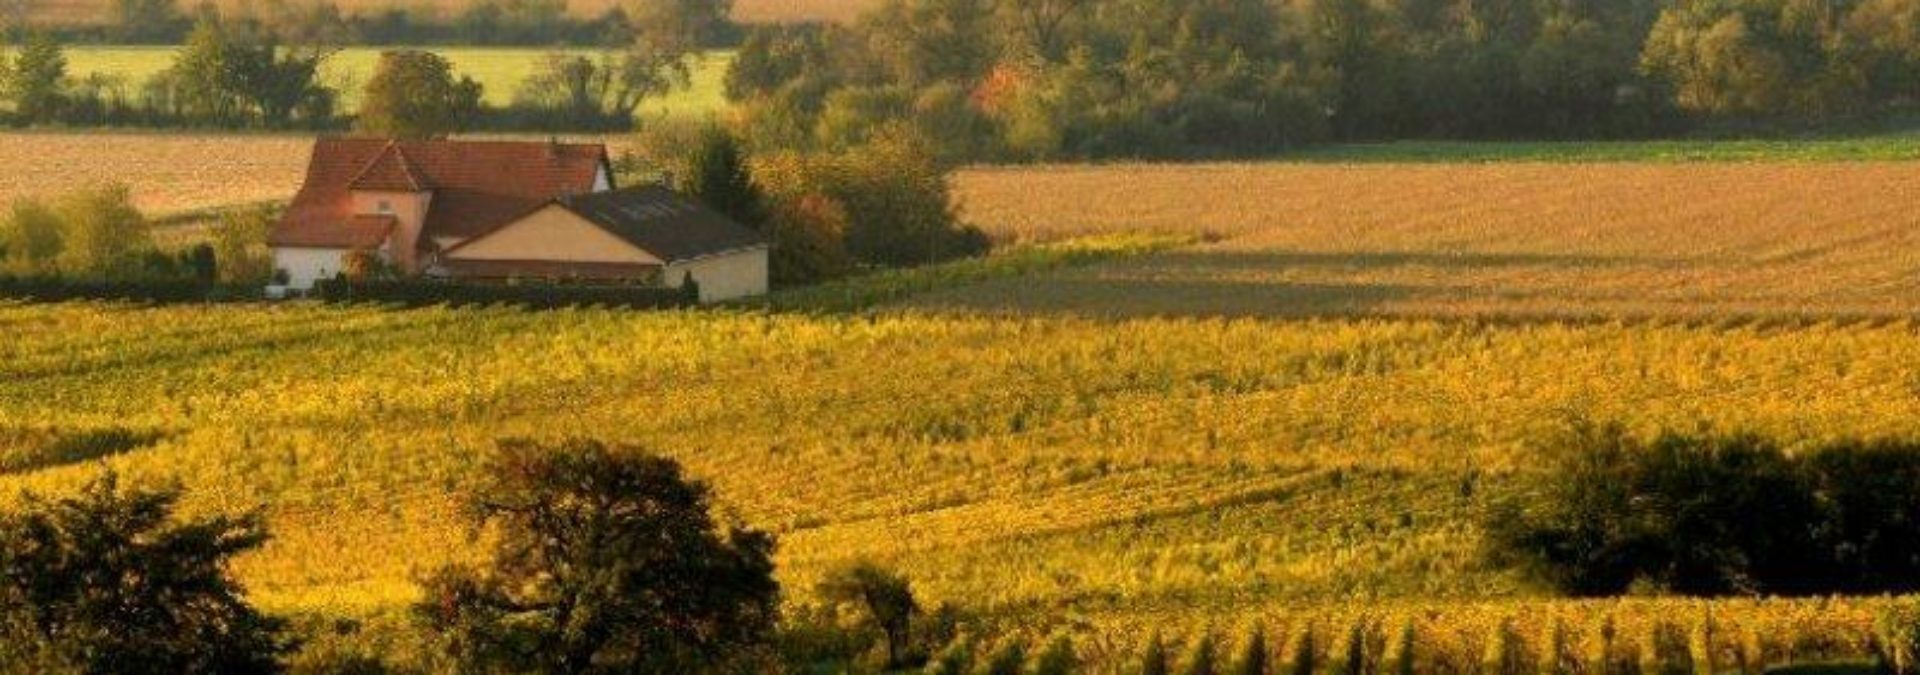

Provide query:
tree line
left=726, top=0, right=1920, bottom=161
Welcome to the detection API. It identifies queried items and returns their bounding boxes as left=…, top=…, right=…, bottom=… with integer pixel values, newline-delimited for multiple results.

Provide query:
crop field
left=61, top=46, right=733, bottom=114
left=26, top=0, right=873, bottom=27
left=5, top=291, right=1920, bottom=665
left=4, top=133, right=1920, bottom=665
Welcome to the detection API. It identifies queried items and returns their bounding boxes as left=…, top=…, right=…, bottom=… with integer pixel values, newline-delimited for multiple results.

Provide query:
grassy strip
left=1282, top=134, right=1920, bottom=163
left=763, top=233, right=1190, bottom=314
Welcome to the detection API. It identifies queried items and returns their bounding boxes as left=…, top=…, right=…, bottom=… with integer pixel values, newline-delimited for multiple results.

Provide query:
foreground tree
left=0, top=472, right=289, bottom=673
left=418, top=439, right=780, bottom=673
left=817, top=561, right=919, bottom=668
left=356, top=50, right=482, bottom=139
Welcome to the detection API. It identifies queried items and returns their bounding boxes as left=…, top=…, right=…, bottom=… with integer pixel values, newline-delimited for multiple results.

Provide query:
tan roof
left=271, top=138, right=610, bottom=249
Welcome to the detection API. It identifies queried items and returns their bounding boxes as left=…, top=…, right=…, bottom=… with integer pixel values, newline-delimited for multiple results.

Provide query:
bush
left=816, top=561, right=919, bottom=668
left=1486, top=423, right=1920, bottom=597
left=0, top=472, right=290, bottom=673
left=416, top=439, right=779, bottom=673
left=0, top=273, right=243, bottom=303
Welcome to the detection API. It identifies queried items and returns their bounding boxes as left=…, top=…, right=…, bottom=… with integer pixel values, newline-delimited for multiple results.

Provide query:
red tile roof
left=271, top=138, right=610, bottom=249
left=347, top=144, right=429, bottom=192
left=272, top=214, right=395, bottom=249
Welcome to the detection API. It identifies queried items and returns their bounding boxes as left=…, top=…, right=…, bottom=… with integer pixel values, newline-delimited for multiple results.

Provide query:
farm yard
left=4, top=130, right=1920, bottom=668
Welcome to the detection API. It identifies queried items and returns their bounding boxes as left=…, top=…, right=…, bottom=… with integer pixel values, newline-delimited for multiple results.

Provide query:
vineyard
left=4, top=133, right=1920, bottom=667
left=4, top=298, right=1920, bottom=666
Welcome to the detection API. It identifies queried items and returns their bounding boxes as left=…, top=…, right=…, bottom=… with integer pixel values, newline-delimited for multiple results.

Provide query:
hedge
left=0, top=275, right=250, bottom=303
left=312, top=279, right=695, bottom=310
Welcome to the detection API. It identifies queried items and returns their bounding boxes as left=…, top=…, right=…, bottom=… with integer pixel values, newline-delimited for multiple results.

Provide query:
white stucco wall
left=664, top=247, right=770, bottom=303
left=273, top=247, right=348, bottom=290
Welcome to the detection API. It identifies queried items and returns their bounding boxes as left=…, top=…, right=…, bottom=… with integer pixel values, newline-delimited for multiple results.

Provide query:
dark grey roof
left=562, top=185, right=769, bottom=263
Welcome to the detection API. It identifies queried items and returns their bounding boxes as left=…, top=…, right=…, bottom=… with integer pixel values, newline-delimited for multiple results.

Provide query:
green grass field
left=62, top=46, right=734, bottom=116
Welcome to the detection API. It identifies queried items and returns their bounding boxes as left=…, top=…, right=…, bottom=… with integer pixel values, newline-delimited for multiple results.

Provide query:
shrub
left=1490, top=425, right=1920, bottom=597
left=816, top=561, right=919, bottom=668
left=1801, top=440, right=1920, bottom=593
left=0, top=472, right=290, bottom=673
left=416, top=439, right=779, bottom=673
left=1484, top=423, right=1826, bottom=596
left=0, top=198, right=62, bottom=275
left=52, top=183, right=150, bottom=279
left=214, top=206, right=277, bottom=284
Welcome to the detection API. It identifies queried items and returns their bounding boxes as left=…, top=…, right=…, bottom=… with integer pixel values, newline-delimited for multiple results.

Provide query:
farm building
left=269, top=138, right=769, bottom=302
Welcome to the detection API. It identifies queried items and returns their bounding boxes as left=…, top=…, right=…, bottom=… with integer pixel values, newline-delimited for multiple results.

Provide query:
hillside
left=4, top=135, right=1920, bottom=666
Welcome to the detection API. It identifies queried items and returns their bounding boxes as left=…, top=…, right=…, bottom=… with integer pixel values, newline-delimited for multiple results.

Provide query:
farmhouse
left=269, top=138, right=770, bottom=302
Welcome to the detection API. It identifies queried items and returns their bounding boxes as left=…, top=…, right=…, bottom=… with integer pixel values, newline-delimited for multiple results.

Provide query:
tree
left=53, top=183, right=149, bottom=279
left=512, top=50, right=680, bottom=129
left=4, top=32, right=66, bottom=124
left=160, top=19, right=244, bottom=125
left=356, top=50, right=482, bottom=139
left=684, top=123, right=769, bottom=230
left=816, top=561, right=919, bottom=668
left=418, top=439, right=779, bottom=673
left=0, top=197, right=61, bottom=275
left=0, top=472, right=290, bottom=673
left=763, top=190, right=853, bottom=285
left=108, top=0, right=184, bottom=43
left=1641, top=0, right=1865, bottom=119
left=1483, top=423, right=1828, bottom=596
left=213, top=205, right=275, bottom=283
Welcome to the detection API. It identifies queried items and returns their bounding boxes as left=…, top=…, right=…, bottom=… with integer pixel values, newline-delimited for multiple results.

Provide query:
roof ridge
left=347, top=141, right=431, bottom=192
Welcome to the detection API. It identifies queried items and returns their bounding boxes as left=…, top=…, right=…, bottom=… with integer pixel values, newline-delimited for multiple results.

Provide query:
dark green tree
left=816, top=561, right=919, bottom=668
left=684, top=123, right=770, bottom=231
left=4, top=32, right=66, bottom=124
left=0, top=472, right=290, bottom=674
left=417, top=439, right=779, bottom=673
left=356, top=50, right=483, bottom=139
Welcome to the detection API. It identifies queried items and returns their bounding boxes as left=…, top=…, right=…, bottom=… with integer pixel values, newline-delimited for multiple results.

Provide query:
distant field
left=26, top=0, right=873, bottom=26
left=63, top=46, right=733, bottom=114
left=932, top=162, right=1920, bottom=318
